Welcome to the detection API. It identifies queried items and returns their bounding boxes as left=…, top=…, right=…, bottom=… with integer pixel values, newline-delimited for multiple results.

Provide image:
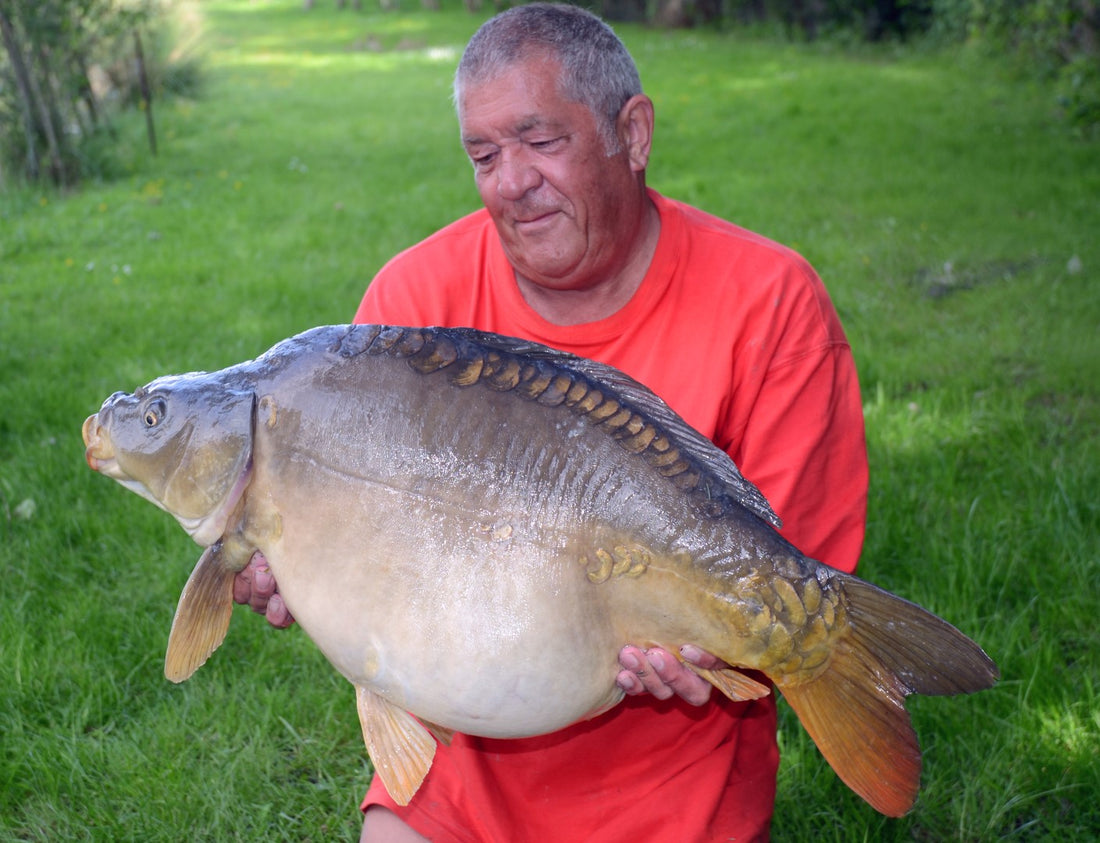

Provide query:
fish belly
left=242, top=349, right=782, bottom=736
left=259, top=478, right=631, bottom=738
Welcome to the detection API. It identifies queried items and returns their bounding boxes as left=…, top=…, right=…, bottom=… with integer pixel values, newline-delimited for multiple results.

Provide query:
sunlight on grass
left=201, top=0, right=480, bottom=65
left=863, top=384, right=989, bottom=455
left=219, top=44, right=460, bottom=72
left=1038, top=697, right=1100, bottom=762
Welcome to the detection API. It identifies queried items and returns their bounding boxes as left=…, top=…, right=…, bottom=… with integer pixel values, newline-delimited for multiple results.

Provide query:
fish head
left=83, top=372, right=255, bottom=546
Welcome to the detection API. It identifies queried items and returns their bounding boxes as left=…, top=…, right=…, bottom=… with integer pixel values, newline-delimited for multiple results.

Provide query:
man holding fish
left=237, top=4, right=868, bottom=840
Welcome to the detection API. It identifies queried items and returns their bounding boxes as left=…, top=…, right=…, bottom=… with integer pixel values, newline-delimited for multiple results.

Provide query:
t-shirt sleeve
left=723, top=265, right=867, bottom=575
left=353, top=209, right=496, bottom=329
left=354, top=259, right=427, bottom=326
left=738, top=342, right=866, bottom=574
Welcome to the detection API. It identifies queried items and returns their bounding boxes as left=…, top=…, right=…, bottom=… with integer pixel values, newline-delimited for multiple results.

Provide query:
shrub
left=0, top=0, right=200, bottom=189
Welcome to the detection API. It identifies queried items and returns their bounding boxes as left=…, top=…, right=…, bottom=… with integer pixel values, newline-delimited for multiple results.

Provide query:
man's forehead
left=457, top=54, right=592, bottom=137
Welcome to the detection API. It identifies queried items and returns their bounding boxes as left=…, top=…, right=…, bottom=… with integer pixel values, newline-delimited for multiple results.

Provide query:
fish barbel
left=82, top=324, right=997, bottom=815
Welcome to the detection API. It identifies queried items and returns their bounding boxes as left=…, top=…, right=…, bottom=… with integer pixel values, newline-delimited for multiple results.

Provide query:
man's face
left=459, top=54, right=642, bottom=292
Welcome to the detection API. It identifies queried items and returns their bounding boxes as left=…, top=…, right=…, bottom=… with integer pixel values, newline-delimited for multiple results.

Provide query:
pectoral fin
left=355, top=685, right=437, bottom=806
left=165, top=544, right=237, bottom=683
left=686, top=663, right=772, bottom=702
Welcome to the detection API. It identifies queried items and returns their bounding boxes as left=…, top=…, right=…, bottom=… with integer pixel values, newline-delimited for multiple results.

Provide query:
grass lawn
left=1, top=0, right=1098, bottom=839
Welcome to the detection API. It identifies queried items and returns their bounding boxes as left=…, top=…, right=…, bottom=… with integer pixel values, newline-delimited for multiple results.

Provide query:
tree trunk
left=74, top=53, right=101, bottom=131
left=29, top=42, right=70, bottom=185
left=653, top=0, right=690, bottom=28
left=133, top=29, right=157, bottom=156
left=0, top=5, right=41, bottom=180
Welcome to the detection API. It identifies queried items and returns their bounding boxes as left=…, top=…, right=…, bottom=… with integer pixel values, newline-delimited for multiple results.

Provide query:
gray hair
left=454, top=3, right=643, bottom=151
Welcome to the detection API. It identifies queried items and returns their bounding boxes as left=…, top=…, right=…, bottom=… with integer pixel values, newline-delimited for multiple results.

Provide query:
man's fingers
left=647, top=647, right=712, bottom=706
left=247, top=566, right=272, bottom=613
left=616, top=645, right=717, bottom=707
left=617, top=646, right=673, bottom=700
left=232, top=565, right=253, bottom=605
left=680, top=643, right=728, bottom=671
left=265, top=593, right=295, bottom=629
left=231, top=551, right=294, bottom=627
left=234, top=552, right=268, bottom=606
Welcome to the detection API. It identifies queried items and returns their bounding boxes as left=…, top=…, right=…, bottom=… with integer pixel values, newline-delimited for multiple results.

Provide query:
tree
left=0, top=0, right=157, bottom=187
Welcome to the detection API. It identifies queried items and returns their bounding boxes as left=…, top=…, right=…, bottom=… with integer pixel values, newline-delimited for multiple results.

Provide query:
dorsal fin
left=333, top=324, right=781, bottom=529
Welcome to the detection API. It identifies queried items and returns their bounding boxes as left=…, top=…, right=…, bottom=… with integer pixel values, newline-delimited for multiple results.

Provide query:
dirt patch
left=912, top=256, right=1045, bottom=299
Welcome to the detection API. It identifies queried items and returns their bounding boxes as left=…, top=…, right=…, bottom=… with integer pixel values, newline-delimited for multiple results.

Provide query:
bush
left=963, top=0, right=1100, bottom=130
left=1058, top=52, right=1100, bottom=133
left=0, top=0, right=200, bottom=189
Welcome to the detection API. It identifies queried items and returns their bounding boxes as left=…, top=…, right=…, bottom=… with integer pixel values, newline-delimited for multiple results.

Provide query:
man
left=236, top=5, right=867, bottom=841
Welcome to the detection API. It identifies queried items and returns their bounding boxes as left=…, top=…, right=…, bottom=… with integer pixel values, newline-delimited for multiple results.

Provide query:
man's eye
left=530, top=137, right=563, bottom=151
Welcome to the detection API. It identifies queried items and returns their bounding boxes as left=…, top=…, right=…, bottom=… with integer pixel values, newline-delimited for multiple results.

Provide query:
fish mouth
left=83, top=413, right=120, bottom=475
left=82, top=412, right=162, bottom=508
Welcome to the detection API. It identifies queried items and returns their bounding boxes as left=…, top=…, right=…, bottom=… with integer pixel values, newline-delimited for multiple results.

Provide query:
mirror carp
left=82, top=324, right=998, bottom=815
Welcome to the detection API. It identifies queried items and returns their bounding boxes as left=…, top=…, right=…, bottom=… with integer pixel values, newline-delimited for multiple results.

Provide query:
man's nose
left=497, top=148, right=540, bottom=200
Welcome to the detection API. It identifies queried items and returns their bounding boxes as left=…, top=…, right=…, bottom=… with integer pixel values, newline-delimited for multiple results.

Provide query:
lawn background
left=1, top=0, right=1098, bottom=839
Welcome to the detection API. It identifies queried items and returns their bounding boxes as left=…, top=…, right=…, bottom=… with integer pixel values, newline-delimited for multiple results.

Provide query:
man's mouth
left=514, top=209, right=560, bottom=227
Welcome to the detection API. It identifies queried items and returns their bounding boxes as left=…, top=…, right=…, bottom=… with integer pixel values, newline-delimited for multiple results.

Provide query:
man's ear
left=617, top=94, right=655, bottom=172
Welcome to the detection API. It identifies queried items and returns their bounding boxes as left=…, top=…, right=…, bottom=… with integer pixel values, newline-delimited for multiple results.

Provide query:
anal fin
left=165, top=544, right=238, bottom=683
left=355, top=686, right=437, bottom=806
left=685, top=663, right=772, bottom=702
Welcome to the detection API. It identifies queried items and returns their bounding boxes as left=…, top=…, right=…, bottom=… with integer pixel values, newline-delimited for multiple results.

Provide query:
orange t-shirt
left=353, top=190, right=867, bottom=842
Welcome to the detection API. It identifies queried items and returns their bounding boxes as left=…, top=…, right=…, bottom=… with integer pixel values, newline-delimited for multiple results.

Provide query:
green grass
left=2, top=1, right=1098, bottom=839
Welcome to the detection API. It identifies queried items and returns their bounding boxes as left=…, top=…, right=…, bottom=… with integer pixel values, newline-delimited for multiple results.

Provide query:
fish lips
left=83, top=409, right=125, bottom=476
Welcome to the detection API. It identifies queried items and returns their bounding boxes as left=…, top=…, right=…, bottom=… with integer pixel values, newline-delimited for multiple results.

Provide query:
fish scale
left=346, top=324, right=776, bottom=523
left=82, top=323, right=997, bottom=817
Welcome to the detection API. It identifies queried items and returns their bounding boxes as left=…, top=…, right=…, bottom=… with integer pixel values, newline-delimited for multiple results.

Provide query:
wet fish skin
left=82, top=324, right=998, bottom=815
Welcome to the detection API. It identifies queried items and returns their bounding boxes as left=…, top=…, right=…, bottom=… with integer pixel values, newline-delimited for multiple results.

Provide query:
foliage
left=1, top=1, right=1098, bottom=839
left=601, top=0, right=1100, bottom=129
left=1058, top=51, right=1100, bottom=130
left=950, top=0, right=1100, bottom=131
left=591, top=0, right=937, bottom=38
left=0, top=0, right=200, bottom=189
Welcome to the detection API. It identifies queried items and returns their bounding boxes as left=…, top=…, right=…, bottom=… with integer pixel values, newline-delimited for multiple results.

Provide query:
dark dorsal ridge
left=334, top=324, right=781, bottom=528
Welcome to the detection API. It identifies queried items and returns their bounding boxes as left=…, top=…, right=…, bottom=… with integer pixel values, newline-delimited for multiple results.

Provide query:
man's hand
left=616, top=644, right=725, bottom=707
left=232, top=551, right=295, bottom=628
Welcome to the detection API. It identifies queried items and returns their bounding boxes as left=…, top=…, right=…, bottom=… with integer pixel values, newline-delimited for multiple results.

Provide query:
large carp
left=82, top=324, right=997, bottom=816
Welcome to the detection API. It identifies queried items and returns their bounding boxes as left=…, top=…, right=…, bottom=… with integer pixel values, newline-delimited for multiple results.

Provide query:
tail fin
left=778, top=575, right=998, bottom=816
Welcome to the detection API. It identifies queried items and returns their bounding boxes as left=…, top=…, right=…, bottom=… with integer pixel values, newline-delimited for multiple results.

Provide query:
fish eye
left=143, top=398, right=167, bottom=428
